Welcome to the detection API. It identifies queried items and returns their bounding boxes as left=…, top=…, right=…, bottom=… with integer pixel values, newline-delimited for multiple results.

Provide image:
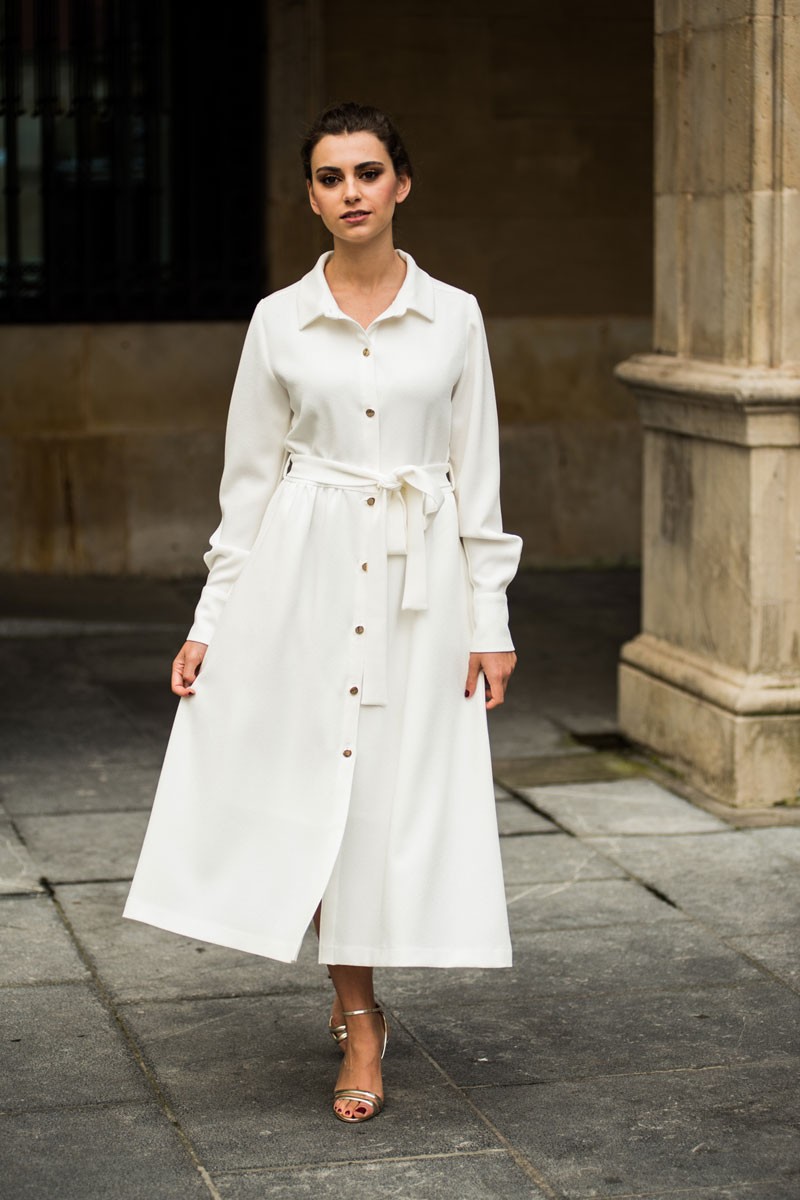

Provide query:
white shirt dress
left=124, top=250, right=522, bottom=967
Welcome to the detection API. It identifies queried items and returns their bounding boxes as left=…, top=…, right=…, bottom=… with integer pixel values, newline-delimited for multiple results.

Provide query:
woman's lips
left=342, top=211, right=370, bottom=224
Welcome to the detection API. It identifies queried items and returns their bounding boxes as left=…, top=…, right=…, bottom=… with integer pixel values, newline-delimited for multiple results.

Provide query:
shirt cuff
left=470, top=592, right=515, bottom=652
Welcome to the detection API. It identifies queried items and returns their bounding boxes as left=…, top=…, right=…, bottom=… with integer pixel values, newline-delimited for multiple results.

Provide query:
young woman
left=124, top=102, right=522, bottom=1124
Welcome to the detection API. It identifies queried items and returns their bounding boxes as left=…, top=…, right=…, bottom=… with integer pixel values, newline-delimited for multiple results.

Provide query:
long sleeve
left=188, top=302, right=292, bottom=644
left=449, top=295, right=523, bottom=652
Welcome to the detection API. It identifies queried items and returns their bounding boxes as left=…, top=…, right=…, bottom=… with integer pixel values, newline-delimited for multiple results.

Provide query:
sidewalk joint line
left=385, top=1008, right=562, bottom=1200
left=40, top=878, right=224, bottom=1200
left=638, top=880, right=680, bottom=909
left=0, top=1098, right=152, bottom=1118
left=216, top=1148, right=509, bottom=1177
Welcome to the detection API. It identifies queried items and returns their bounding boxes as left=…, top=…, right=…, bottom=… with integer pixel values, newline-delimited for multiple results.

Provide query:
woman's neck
left=325, top=235, right=403, bottom=294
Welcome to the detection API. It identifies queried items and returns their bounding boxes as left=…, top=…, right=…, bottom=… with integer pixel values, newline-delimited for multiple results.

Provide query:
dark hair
left=301, top=102, right=413, bottom=182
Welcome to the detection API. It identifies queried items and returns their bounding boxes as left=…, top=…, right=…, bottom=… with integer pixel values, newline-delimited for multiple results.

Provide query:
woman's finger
left=464, top=652, right=482, bottom=698
left=170, top=641, right=207, bottom=697
left=478, top=652, right=517, bottom=710
left=484, top=665, right=506, bottom=710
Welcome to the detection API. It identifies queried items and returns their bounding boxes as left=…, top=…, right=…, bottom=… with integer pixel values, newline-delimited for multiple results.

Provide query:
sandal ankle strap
left=341, top=1005, right=382, bottom=1017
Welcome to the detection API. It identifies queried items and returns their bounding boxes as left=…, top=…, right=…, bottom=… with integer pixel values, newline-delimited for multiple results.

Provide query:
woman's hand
left=465, top=651, right=517, bottom=710
left=171, top=640, right=208, bottom=697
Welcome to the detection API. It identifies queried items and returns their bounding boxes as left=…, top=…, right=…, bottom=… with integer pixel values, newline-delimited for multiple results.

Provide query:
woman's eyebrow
left=314, top=161, right=385, bottom=174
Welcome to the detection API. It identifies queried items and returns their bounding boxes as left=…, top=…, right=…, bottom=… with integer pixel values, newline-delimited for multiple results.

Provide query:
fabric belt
left=284, top=454, right=453, bottom=705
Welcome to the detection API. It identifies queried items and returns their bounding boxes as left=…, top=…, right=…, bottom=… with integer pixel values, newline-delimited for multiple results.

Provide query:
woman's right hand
left=171, top=640, right=208, bottom=697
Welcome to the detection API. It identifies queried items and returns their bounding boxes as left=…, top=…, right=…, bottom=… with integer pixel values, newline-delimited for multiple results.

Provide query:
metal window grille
left=0, top=0, right=265, bottom=321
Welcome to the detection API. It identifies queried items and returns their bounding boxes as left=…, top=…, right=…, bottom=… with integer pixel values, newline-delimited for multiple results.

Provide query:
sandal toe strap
left=333, top=1088, right=384, bottom=1115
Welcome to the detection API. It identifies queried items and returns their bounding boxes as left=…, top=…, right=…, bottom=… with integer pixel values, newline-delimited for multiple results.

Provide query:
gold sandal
left=328, top=1015, right=348, bottom=1050
left=332, top=1005, right=388, bottom=1124
left=326, top=969, right=348, bottom=1051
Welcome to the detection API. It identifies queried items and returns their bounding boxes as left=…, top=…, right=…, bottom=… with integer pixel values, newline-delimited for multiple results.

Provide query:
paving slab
left=213, top=1151, right=549, bottom=1199
left=0, top=816, right=44, bottom=894
left=521, top=779, right=727, bottom=836
left=0, top=669, right=165, bottom=763
left=506, top=878, right=685, bottom=935
left=472, top=1061, right=800, bottom=1198
left=494, top=753, right=633, bottom=789
left=496, top=799, right=557, bottom=835
left=1, top=671, right=144, bottom=725
left=1, top=982, right=149, bottom=1109
left=500, top=833, right=626, bottom=884
left=743, top=826, right=800, bottom=866
left=726, top=930, right=800, bottom=991
left=122, top=993, right=497, bottom=1171
left=607, top=1185, right=800, bottom=1200
left=390, top=980, right=799, bottom=1088
left=380, top=922, right=764, bottom=1010
left=0, top=761, right=159, bottom=815
left=14, top=811, right=150, bottom=882
left=58, top=882, right=328, bottom=1003
left=80, top=645, right=181, bottom=685
left=639, top=876, right=800, bottom=938
left=589, top=830, right=797, bottom=882
left=101, top=680, right=177, bottom=748
left=0, top=895, right=88, bottom=985
left=587, top=834, right=800, bottom=934
left=488, top=709, right=588, bottom=760
left=0, top=712, right=164, bottom=770
left=0, top=1103, right=209, bottom=1200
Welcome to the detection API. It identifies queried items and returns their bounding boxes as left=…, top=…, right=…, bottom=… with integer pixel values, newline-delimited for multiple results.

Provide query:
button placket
left=360, top=335, right=379, bottom=441
left=341, top=541, right=367, bottom=763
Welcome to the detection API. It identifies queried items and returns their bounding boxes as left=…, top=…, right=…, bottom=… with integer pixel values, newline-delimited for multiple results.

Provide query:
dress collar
left=296, top=249, right=435, bottom=330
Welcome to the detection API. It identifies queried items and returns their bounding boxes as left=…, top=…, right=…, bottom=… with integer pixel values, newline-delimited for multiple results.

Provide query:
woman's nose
left=343, top=177, right=361, bottom=202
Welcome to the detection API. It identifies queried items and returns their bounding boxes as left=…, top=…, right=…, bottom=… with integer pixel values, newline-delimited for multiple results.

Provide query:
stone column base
left=620, top=633, right=800, bottom=808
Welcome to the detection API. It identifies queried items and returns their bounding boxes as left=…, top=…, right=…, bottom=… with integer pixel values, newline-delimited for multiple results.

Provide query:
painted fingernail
left=464, top=689, right=470, bottom=698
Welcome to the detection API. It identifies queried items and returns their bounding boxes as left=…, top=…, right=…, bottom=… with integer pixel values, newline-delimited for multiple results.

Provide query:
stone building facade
left=0, top=0, right=652, bottom=574
left=2, top=1, right=797, bottom=808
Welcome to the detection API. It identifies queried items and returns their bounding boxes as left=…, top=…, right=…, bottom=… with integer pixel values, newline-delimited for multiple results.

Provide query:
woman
left=124, top=102, right=522, bottom=1124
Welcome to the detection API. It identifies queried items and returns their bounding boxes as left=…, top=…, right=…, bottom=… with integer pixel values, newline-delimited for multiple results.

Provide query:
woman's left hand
left=465, top=651, right=517, bottom=710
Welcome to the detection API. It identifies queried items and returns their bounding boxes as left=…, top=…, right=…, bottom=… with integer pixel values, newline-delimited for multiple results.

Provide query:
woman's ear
left=395, top=173, right=412, bottom=206
left=307, top=178, right=321, bottom=216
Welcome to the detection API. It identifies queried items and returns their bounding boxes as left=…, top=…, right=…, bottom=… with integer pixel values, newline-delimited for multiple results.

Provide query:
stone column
left=615, top=1, right=800, bottom=807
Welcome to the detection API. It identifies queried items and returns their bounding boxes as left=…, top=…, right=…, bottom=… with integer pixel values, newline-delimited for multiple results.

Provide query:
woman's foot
left=332, top=1007, right=388, bottom=1122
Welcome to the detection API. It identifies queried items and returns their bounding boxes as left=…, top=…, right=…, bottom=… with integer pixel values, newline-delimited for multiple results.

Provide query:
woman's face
left=307, top=131, right=411, bottom=244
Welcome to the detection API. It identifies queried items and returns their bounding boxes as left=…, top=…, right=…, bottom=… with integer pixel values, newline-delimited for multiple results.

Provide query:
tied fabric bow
left=284, top=455, right=453, bottom=705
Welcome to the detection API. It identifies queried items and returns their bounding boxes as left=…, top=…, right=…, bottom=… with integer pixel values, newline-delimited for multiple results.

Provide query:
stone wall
left=0, top=324, right=239, bottom=574
left=617, top=0, right=800, bottom=807
left=0, top=0, right=654, bottom=576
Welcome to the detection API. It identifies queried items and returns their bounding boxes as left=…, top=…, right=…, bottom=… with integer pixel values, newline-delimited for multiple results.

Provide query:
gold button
left=349, top=686, right=359, bottom=695
left=365, top=408, right=375, bottom=418
left=355, top=625, right=364, bottom=634
left=362, top=347, right=370, bottom=357
left=366, top=496, right=375, bottom=506
left=361, top=562, right=368, bottom=572
left=343, top=749, right=352, bottom=757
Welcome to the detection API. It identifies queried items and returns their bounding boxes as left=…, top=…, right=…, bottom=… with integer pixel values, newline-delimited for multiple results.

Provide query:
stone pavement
left=1, top=569, right=799, bottom=1200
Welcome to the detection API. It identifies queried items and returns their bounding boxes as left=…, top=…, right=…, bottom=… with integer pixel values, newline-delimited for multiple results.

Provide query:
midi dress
left=123, top=249, right=523, bottom=967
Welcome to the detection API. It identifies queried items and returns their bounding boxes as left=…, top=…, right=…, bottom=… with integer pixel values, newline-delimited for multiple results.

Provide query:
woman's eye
left=360, top=170, right=380, bottom=181
left=320, top=175, right=340, bottom=187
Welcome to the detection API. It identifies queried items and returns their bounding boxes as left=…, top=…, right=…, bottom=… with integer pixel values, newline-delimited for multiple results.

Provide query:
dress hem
left=122, top=901, right=303, bottom=964
left=318, top=943, right=513, bottom=969
left=122, top=900, right=513, bottom=968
